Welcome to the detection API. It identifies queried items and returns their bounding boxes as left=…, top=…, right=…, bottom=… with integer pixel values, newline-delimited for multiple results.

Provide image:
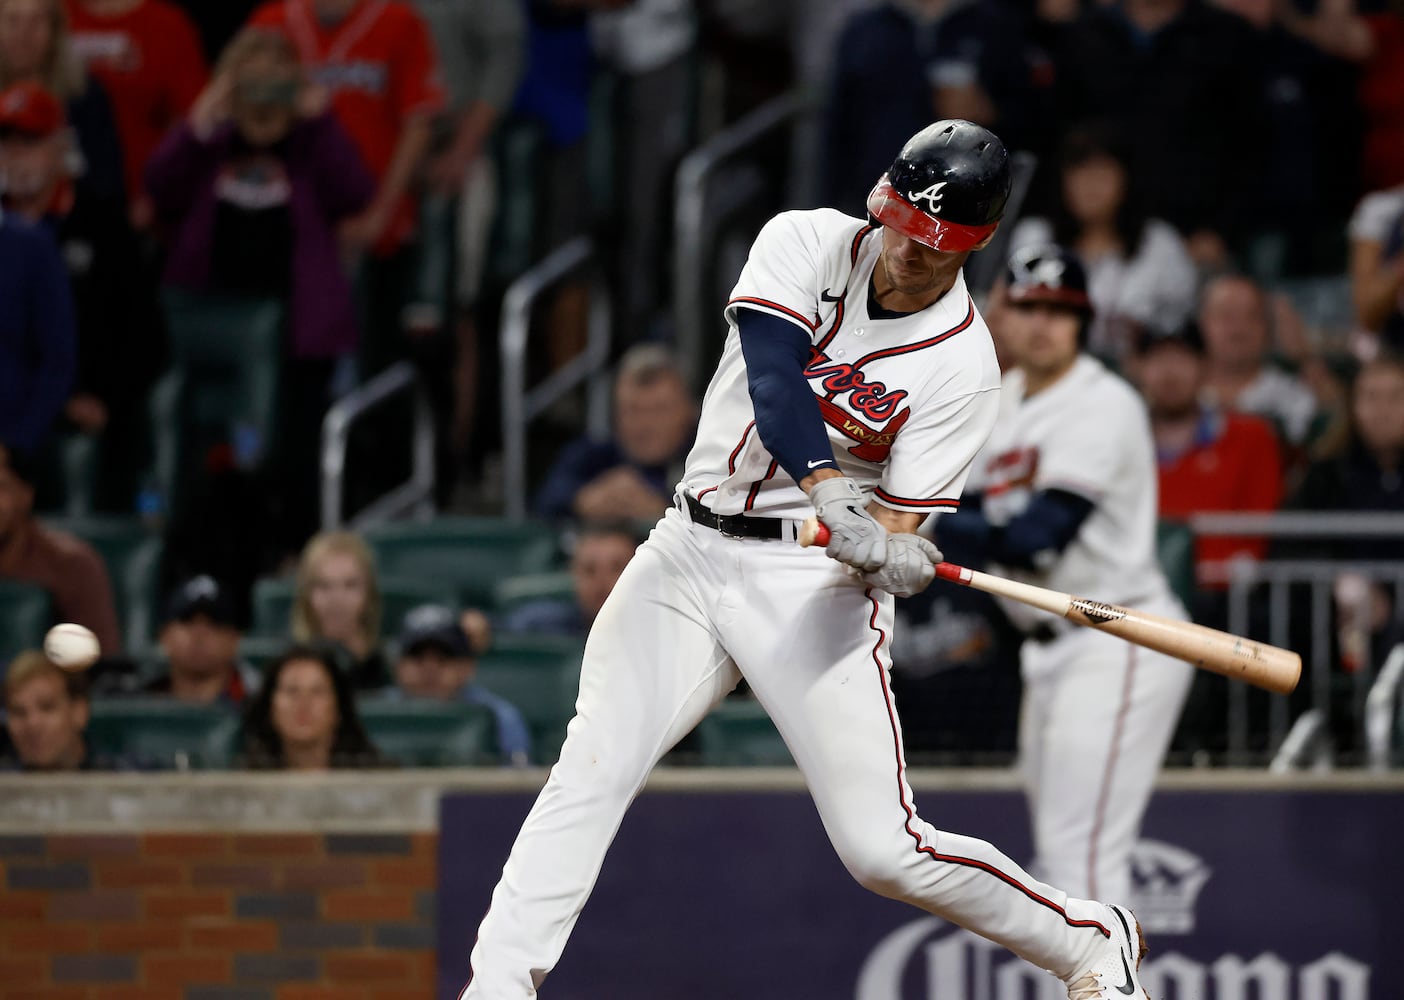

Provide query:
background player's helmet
left=866, top=120, right=1011, bottom=253
left=1005, top=243, right=1093, bottom=345
left=1004, top=244, right=1092, bottom=312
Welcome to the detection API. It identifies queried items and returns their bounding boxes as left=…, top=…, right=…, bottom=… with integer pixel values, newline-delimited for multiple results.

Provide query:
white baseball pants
left=463, top=506, right=1118, bottom=997
left=1019, top=597, right=1194, bottom=904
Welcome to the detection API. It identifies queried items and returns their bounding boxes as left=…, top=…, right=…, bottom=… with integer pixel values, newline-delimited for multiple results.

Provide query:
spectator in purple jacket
left=145, top=26, right=374, bottom=549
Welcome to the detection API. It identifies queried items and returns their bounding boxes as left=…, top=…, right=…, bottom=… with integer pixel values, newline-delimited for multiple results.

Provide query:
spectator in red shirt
left=1133, top=321, right=1283, bottom=591
left=65, top=0, right=207, bottom=227
left=248, top=0, right=443, bottom=262
left=0, top=0, right=126, bottom=205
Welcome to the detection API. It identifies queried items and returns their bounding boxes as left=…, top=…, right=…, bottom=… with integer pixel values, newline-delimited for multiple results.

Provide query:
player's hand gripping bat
left=799, top=518, right=1301, bottom=695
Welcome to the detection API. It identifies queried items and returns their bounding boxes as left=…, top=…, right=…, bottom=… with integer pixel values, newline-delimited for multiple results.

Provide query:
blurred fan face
left=572, top=534, right=636, bottom=622
left=1005, top=302, right=1082, bottom=376
left=307, top=551, right=368, bottom=644
left=1062, top=153, right=1125, bottom=228
left=0, top=130, right=62, bottom=205
left=614, top=374, right=694, bottom=466
left=1137, top=343, right=1204, bottom=419
left=231, top=50, right=299, bottom=148
left=1199, top=277, right=1269, bottom=367
left=395, top=647, right=471, bottom=701
left=271, top=657, right=338, bottom=749
left=0, top=0, right=53, bottom=79
left=1354, top=363, right=1404, bottom=456
left=5, top=672, right=86, bottom=770
left=160, top=615, right=240, bottom=680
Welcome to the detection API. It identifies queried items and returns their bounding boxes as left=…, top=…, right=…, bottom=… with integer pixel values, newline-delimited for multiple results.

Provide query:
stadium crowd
left=3, top=0, right=1404, bottom=771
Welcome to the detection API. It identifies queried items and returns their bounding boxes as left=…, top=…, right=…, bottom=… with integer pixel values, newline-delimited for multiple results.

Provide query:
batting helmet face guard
left=867, top=120, right=1012, bottom=253
left=1005, top=244, right=1092, bottom=313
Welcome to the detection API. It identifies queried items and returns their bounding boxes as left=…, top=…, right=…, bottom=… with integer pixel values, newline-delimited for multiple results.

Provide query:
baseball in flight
left=43, top=623, right=101, bottom=671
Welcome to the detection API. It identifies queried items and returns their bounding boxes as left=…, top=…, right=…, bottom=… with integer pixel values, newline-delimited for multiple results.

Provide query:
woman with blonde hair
left=0, top=0, right=123, bottom=202
left=290, top=531, right=389, bottom=690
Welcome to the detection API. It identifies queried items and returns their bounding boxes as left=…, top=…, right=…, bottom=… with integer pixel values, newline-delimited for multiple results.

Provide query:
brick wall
left=0, top=832, right=440, bottom=1000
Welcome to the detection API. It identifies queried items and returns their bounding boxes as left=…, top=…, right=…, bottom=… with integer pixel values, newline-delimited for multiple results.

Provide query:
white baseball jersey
left=970, top=355, right=1174, bottom=633
left=680, top=208, right=1001, bottom=519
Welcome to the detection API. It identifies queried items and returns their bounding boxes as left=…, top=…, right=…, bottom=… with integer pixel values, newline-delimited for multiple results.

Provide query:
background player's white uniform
left=463, top=208, right=1135, bottom=998
left=969, top=355, right=1194, bottom=904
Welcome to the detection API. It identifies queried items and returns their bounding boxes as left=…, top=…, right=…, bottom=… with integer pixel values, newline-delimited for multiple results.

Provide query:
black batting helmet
left=1005, top=244, right=1092, bottom=313
left=867, top=120, right=1011, bottom=253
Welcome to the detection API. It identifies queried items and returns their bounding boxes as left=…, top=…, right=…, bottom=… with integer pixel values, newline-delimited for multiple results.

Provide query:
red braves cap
left=0, top=82, right=65, bottom=137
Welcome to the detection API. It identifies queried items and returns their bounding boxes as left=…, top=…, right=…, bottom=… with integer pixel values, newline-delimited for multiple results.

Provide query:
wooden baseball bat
left=799, top=519, right=1301, bottom=695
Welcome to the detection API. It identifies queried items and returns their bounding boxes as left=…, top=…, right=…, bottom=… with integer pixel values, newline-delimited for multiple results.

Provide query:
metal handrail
left=320, top=361, right=435, bottom=530
left=1190, top=511, right=1404, bottom=537
left=673, top=91, right=807, bottom=388
left=1365, top=644, right=1404, bottom=770
left=1268, top=709, right=1332, bottom=772
left=500, top=236, right=612, bottom=521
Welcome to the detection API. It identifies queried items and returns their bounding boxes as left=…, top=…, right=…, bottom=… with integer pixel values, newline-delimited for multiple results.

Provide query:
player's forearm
left=737, top=310, right=838, bottom=483
left=867, top=505, right=924, bottom=536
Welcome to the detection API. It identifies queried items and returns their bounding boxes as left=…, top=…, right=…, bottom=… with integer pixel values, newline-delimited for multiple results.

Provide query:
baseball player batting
left=937, top=245, right=1194, bottom=909
left=461, top=122, right=1151, bottom=999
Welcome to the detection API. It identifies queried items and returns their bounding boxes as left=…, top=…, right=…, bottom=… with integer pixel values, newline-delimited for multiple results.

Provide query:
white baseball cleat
left=1065, top=904, right=1150, bottom=999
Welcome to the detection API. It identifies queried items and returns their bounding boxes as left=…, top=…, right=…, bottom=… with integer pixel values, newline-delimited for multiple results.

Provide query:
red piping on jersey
left=852, top=299, right=976, bottom=368
left=863, top=590, right=1112, bottom=939
left=729, top=296, right=819, bottom=331
left=872, top=488, right=960, bottom=510
left=851, top=224, right=874, bottom=265
left=697, top=421, right=757, bottom=502
left=744, top=460, right=778, bottom=512
left=1087, top=646, right=1136, bottom=899
left=816, top=292, right=846, bottom=352
left=695, top=486, right=718, bottom=501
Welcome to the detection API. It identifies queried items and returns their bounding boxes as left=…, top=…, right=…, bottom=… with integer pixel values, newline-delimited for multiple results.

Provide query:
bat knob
left=799, top=518, right=830, bottom=548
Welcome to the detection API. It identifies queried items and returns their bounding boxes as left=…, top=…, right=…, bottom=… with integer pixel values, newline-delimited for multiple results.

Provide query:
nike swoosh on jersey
left=820, top=288, right=843, bottom=302
left=807, top=459, right=832, bottom=469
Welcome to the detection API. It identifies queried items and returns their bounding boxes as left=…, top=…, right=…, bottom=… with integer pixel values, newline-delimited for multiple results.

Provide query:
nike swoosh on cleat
left=1116, top=951, right=1137, bottom=996
left=1111, top=908, right=1138, bottom=996
left=821, top=288, right=843, bottom=302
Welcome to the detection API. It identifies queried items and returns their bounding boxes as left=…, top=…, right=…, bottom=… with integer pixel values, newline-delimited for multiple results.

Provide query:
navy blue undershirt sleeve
left=737, top=308, right=837, bottom=483
left=936, top=489, right=1095, bottom=571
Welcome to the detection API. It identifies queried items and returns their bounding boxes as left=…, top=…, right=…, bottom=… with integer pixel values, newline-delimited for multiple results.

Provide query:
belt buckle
left=716, top=518, right=747, bottom=541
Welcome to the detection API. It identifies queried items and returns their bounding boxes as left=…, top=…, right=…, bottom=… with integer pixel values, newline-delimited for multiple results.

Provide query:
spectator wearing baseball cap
left=147, top=575, right=259, bottom=705
left=1132, top=322, right=1284, bottom=596
left=0, top=88, right=76, bottom=457
left=0, top=444, right=120, bottom=654
left=389, top=603, right=530, bottom=766
left=1, top=79, right=163, bottom=511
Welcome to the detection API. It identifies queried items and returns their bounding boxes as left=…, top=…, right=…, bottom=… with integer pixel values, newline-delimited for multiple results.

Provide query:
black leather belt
left=684, top=493, right=793, bottom=541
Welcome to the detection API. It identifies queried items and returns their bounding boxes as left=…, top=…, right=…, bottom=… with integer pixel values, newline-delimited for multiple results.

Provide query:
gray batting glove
left=809, top=476, right=887, bottom=572
left=861, top=533, right=942, bottom=597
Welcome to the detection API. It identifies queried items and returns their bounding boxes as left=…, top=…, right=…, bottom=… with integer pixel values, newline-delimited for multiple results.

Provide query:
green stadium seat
left=475, top=634, right=584, bottom=764
left=0, top=582, right=51, bottom=671
left=696, top=698, right=792, bottom=767
left=86, top=698, right=241, bottom=770
left=356, top=698, right=499, bottom=766
left=1156, top=520, right=1196, bottom=611
left=41, top=516, right=163, bottom=658
left=237, top=635, right=288, bottom=677
left=364, top=518, right=562, bottom=610
left=250, top=574, right=461, bottom=639
left=492, top=571, right=576, bottom=619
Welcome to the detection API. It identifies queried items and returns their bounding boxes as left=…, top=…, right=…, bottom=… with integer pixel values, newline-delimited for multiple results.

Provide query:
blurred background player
left=938, top=244, right=1193, bottom=906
